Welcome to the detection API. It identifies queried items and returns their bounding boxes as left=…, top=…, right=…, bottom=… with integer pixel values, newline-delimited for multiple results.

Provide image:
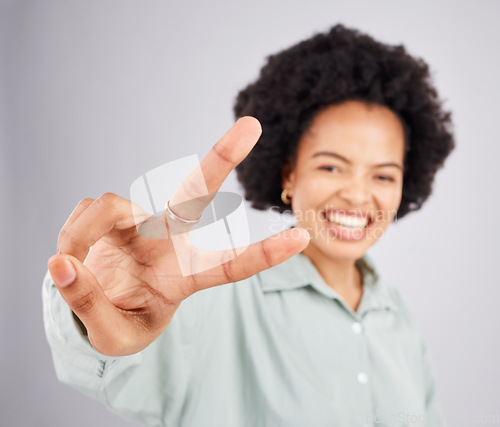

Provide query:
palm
left=84, top=224, right=190, bottom=312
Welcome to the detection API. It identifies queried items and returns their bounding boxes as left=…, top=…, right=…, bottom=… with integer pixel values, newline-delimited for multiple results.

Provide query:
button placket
left=351, top=318, right=372, bottom=425
left=356, top=371, right=369, bottom=384
left=351, top=321, right=363, bottom=334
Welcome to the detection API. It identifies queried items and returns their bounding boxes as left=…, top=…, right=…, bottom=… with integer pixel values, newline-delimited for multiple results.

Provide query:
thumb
left=47, top=254, right=134, bottom=356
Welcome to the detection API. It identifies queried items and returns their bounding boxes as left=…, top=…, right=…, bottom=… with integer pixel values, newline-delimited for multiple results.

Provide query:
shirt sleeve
left=42, top=269, right=202, bottom=426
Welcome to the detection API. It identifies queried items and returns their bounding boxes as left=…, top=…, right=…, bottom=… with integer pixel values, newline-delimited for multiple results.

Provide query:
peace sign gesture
left=48, top=117, right=310, bottom=357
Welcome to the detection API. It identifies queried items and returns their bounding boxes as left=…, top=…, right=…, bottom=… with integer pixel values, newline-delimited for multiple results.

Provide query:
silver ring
left=165, top=200, right=202, bottom=224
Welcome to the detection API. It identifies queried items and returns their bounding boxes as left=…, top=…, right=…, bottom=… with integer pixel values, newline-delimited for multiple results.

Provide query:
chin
left=304, top=237, right=370, bottom=263
left=326, top=242, right=370, bottom=261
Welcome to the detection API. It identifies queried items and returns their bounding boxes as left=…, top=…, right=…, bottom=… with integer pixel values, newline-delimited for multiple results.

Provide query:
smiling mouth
left=321, top=210, right=373, bottom=230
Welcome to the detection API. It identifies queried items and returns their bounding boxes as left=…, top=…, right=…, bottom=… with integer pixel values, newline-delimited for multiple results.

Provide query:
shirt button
left=351, top=322, right=363, bottom=334
left=357, top=372, right=368, bottom=384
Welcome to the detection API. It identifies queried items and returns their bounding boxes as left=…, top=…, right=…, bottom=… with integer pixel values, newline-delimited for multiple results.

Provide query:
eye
left=319, top=166, right=339, bottom=173
left=376, top=175, right=395, bottom=182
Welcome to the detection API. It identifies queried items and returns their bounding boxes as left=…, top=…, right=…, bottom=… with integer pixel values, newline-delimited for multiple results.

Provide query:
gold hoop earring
left=281, top=189, right=292, bottom=205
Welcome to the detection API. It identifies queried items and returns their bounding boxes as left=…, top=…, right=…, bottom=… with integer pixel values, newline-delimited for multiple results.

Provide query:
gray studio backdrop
left=1, top=0, right=499, bottom=426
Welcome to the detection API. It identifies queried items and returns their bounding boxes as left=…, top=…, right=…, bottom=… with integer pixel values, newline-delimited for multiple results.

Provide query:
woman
left=43, top=25, right=454, bottom=426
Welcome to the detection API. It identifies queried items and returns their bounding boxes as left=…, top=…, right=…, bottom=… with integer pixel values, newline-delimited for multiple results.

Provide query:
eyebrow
left=312, top=151, right=403, bottom=170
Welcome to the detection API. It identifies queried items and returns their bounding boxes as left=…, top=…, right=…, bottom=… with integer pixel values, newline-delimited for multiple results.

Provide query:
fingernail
left=48, top=256, right=76, bottom=288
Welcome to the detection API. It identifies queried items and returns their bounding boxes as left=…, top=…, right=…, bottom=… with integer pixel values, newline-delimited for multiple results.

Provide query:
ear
left=281, top=162, right=295, bottom=190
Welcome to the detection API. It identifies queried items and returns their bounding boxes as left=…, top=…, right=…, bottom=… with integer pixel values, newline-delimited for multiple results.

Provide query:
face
left=283, top=100, right=405, bottom=262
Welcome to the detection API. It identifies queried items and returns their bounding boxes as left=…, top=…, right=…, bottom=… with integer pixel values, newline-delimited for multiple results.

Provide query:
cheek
left=392, top=185, right=403, bottom=210
left=375, top=186, right=403, bottom=222
left=293, top=175, right=335, bottom=208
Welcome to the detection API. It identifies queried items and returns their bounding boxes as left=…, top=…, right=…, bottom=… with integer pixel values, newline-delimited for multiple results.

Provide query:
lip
left=320, top=208, right=374, bottom=241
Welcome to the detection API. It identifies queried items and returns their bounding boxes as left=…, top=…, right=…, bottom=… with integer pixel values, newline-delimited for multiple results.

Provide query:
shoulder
left=384, top=282, right=419, bottom=328
left=364, top=255, right=427, bottom=343
left=361, top=255, right=409, bottom=313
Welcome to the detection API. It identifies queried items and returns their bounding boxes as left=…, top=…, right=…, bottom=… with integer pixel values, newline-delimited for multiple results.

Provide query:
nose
left=338, top=176, right=372, bottom=207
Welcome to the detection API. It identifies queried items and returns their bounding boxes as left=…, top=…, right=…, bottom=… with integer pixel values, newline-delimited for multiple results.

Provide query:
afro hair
left=234, top=24, right=454, bottom=219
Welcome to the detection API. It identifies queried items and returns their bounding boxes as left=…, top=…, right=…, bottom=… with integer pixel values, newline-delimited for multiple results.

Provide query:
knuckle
left=98, top=192, right=117, bottom=203
left=58, top=229, right=86, bottom=256
left=221, top=256, right=235, bottom=283
left=213, top=142, right=234, bottom=165
left=78, top=197, right=94, bottom=207
left=260, top=240, right=274, bottom=268
left=64, top=230, right=79, bottom=248
left=71, top=289, right=98, bottom=315
left=96, top=192, right=119, bottom=212
left=183, top=276, right=198, bottom=297
left=59, top=228, right=76, bottom=250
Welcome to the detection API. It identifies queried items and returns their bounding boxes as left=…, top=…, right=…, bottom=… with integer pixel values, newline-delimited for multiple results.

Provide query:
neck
left=301, top=244, right=362, bottom=296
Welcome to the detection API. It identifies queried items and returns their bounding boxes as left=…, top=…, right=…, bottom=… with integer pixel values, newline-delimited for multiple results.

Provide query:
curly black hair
left=233, top=24, right=454, bottom=219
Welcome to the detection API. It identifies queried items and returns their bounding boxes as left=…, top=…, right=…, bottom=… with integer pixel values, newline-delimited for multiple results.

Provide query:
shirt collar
left=258, top=252, right=399, bottom=315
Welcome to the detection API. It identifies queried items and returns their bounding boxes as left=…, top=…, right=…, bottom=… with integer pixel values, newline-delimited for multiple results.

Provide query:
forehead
left=297, top=101, right=405, bottom=163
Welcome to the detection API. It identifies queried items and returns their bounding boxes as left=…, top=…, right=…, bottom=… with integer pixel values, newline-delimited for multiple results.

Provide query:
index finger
left=168, top=116, right=261, bottom=221
left=58, top=193, right=153, bottom=263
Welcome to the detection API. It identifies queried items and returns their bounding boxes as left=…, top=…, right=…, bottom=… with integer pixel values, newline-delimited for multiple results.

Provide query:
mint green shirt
left=42, top=253, right=444, bottom=427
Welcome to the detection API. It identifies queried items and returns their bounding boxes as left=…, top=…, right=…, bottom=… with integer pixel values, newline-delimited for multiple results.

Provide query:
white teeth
left=325, top=212, right=369, bottom=229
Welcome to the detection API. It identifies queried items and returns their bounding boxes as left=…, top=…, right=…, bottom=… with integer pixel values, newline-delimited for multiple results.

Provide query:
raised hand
left=47, top=117, right=310, bottom=356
